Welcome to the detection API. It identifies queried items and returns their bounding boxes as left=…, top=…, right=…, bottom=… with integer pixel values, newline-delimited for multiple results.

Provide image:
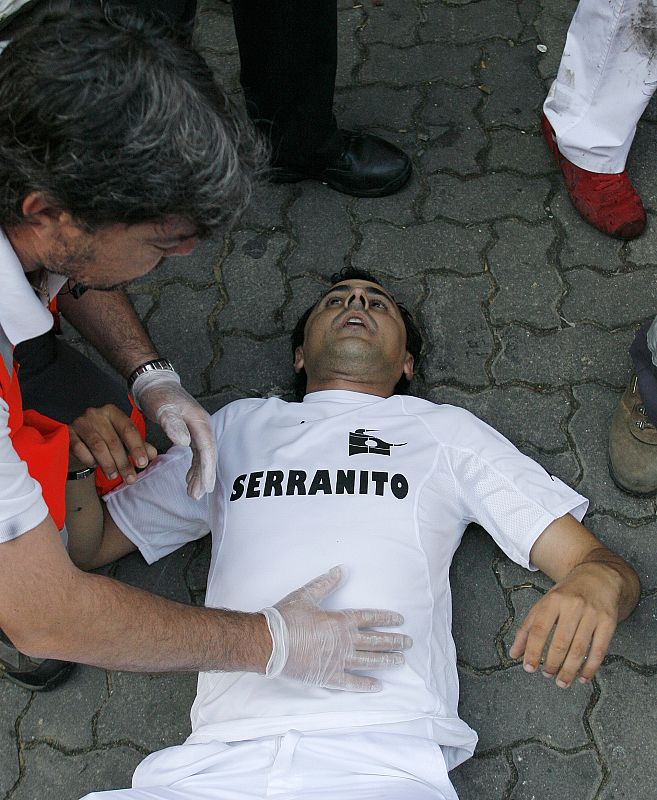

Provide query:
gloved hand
left=261, top=566, right=412, bottom=692
left=131, top=370, right=216, bottom=499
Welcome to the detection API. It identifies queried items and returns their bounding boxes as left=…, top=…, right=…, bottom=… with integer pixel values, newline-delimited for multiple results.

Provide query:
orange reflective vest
left=1, top=347, right=146, bottom=531
left=0, top=354, right=69, bottom=529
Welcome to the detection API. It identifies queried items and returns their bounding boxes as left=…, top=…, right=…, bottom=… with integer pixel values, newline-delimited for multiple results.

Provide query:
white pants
left=80, top=730, right=459, bottom=800
left=544, top=0, right=657, bottom=172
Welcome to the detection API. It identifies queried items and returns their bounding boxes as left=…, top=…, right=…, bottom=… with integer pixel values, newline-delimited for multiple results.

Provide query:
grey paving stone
left=13, top=743, right=142, bottom=800
left=479, top=41, right=546, bottom=129
left=627, top=120, right=657, bottom=214
left=336, top=7, right=362, bottom=89
left=487, top=129, right=552, bottom=175
left=495, top=557, right=553, bottom=593
left=215, top=231, right=289, bottom=336
left=360, top=42, right=478, bottom=86
left=146, top=283, right=219, bottom=396
left=20, top=667, right=107, bottom=750
left=548, top=188, right=626, bottom=272
left=354, top=219, right=489, bottom=278
left=97, top=672, right=196, bottom=753
left=0, top=681, right=27, bottom=797
left=450, top=752, right=511, bottom=800
left=113, top=546, right=198, bottom=604
left=492, top=325, right=629, bottom=386
left=280, top=275, right=329, bottom=332
left=360, top=0, right=420, bottom=47
left=607, top=594, right=657, bottom=665
left=488, top=220, right=562, bottom=328
left=459, top=662, right=593, bottom=752
left=334, top=85, right=421, bottom=132
left=196, top=47, right=242, bottom=93
left=519, top=444, right=581, bottom=486
left=626, top=212, right=657, bottom=266
left=133, top=234, right=226, bottom=287
left=570, top=384, right=655, bottom=519
left=210, top=334, right=293, bottom=396
left=419, top=0, right=522, bottom=44
left=427, top=385, right=572, bottom=451
left=562, top=267, right=657, bottom=329
left=421, top=273, right=494, bottom=387
left=510, top=743, right=602, bottom=800
left=238, top=181, right=293, bottom=231
left=533, top=0, right=578, bottom=80
left=126, top=291, right=155, bottom=322
left=194, top=7, right=238, bottom=53
left=203, top=387, right=256, bottom=415
left=424, top=173, right=550, bottom=224
left=350, top=175, right=423, bottom=227
left=591, top=663, right=657, bottom=800
left=185, top=536, right=212, bottom=598
left=284, top=188, right=353, bottom=279
left=418, top=85, right=486, bottom=175
left=451, top=527, right=508, bottom=669
left=585, top=514, right=657, bottom=590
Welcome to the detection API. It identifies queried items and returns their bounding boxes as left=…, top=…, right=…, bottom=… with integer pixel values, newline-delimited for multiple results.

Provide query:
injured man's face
left=293, top=279, right=415, bottom=396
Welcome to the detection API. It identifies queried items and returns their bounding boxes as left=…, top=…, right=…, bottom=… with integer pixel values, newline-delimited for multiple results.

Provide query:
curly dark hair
left=291, top=267, right=423, bottom=400
left=0, top=5, right=265, bottom=235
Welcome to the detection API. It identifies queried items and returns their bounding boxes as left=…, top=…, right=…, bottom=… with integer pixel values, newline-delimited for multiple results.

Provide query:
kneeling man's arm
left=509, top=513, right=640, bottom=688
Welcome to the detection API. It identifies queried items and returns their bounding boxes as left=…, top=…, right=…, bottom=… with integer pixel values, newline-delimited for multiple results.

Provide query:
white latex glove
left=261, top=566, right=412, bottom=692
left=131, top=370, right=216, bottom=499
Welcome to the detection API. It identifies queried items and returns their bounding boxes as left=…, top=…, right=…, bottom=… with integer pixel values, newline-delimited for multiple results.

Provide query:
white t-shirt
left=106, top=390, right=588, bottom=769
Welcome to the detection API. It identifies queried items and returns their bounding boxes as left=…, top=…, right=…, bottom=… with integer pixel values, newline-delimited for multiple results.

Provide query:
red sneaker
left=541, top=113, right=646, bottom=239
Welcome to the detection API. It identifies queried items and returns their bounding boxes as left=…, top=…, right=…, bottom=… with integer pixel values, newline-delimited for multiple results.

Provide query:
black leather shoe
left=1, top=631, right=75, bottom=691
left=270, top=131, right=412, bottom=197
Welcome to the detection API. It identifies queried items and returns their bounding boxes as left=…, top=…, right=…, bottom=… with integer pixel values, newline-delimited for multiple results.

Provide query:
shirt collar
left=302, top=389, right=390, bottom=404
left=0, top=228, right=66, bottom=344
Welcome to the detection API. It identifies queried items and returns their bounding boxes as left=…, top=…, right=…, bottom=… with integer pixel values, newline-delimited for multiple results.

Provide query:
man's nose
left=346, top=290, right=368, bottom=308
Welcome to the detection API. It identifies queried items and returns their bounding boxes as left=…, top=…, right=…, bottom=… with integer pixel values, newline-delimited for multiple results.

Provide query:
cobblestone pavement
left=2, top=1, right=657, bottom=798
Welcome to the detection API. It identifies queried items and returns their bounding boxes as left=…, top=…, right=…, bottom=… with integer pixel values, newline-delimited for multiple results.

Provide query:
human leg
left=231, top=0, right=411, bottom=196
left=542, top=0, right=655, bottom=238
left=79, top=732, right=458, bottom=800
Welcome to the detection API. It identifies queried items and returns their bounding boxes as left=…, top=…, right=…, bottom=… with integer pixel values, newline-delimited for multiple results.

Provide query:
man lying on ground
left=68, top=267, right=640, bottom=800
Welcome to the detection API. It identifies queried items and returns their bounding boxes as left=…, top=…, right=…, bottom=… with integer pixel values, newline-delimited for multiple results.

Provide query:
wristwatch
left=127, top=358, right=176, bottom=392
left=66, top=466, right=96, bottom=481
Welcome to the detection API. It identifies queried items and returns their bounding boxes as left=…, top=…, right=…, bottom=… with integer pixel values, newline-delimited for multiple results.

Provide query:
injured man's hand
left=261, top=566, right=412, bottom=692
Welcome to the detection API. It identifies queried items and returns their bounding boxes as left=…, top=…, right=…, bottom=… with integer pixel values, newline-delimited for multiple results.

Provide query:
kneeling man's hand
left=261, top=566, right=412, bottom=692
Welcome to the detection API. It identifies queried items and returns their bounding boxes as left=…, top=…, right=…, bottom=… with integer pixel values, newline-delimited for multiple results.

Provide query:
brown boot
left=608, top=375, right=657, bottom=496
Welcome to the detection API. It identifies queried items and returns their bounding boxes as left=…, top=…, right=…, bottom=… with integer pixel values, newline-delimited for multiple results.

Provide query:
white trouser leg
left=544, top=0, right=657, bottom=173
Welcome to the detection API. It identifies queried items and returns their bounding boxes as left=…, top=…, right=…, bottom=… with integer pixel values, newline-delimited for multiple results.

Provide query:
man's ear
left=293, top=346, right=305, bottom=374
left=403, top=351, right=414, bottom=382
left=20, top=192, right=68, bottom=241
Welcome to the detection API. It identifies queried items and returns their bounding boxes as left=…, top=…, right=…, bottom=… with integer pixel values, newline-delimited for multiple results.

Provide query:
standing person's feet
left=608, top=375, right=657, bottom=496
left=270, top=130, right=412, bottom=198
left=1, top=630, right=74, bottom=691
left=541, top=114, right=646, bottom=240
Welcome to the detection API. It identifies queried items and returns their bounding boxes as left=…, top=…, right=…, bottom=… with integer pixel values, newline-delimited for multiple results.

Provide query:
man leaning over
left=0, top=8, right=410, bottom=693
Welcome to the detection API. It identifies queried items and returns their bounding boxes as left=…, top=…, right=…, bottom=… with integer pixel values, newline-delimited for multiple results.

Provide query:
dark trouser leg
left=14, top=331, right=130, bottom=423
left=231, top=0, right=341, bottom=167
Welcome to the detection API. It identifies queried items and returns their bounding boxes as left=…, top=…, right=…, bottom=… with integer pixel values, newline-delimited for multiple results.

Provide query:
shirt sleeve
left=0, top=398, right=50, bottom=543
left=104, top=445, right=212, bottom=565
left=442, top=410, right=588, bottom=569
